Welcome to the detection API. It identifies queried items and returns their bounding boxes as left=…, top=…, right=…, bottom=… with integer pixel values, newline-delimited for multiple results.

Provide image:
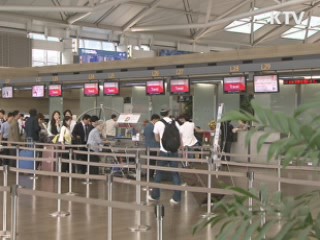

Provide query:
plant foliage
left=193, top=99, right=320, bottom=239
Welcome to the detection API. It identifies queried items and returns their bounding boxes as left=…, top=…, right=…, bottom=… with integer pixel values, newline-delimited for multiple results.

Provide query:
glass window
left=32, top=49, right=60, bottom=66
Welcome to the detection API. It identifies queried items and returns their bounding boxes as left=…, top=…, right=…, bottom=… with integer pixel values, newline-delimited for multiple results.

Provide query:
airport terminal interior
left=1, top=0, right=320, bottom=239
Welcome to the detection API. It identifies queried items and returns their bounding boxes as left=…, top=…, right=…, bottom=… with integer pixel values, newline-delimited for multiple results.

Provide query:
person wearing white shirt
left=177, top=115, right=202, bottom=159
left=103, top=114, right=118, bottom=139
left=58, top=116, right=72, bottom=172
left=149, top=106, right=182, bottom=205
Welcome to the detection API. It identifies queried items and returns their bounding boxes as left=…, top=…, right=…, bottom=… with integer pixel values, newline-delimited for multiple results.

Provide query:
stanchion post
left=107, top=174, right=113, bottom=240
left=15, top=145, right=20, bottom=185
left=65, top=148, right=77, bottom=196
left=247, top=171, right=254, bottom=240
left=50, top=157, right=70, bottom=217
left=30, top=141, right=38, bottom=180
left=277, top=158, right=281, bottom=193
left=259, top=191, right=266, bottom=240
left=82, top=145, right=92, bottom=185
left=0, top=165, right=11, bottom=238
left=130, top=151, right=150, bottom=232
left=10, top=185, right=19, bottom=240
left=201, top=152, right=214, bottom=218
left=155, top=204, right=164, bottom=240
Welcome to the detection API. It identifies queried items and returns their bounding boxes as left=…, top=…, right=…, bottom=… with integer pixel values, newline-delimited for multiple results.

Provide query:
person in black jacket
left=25, top=108, right=41, bottom=168
left=25, top=109, right=41, bottom=142
left=72, top=114, right=91, bottom=173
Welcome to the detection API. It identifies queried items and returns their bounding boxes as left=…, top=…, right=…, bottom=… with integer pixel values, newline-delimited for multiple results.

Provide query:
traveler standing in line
left=149, top=106, right=183, bottom=204
left=47, top=111, right=61, bottom=137
left=143, top=114, right=160, bottom=179
left=72, top=114, right=91, bottom=173
left=25, top=109, right=41, bottom=168
left=25, top=109, right=41, bottom=142
left=63, top=109, right=76, bottom=133
left=103, top=114, right=118, bottom=139
left=87, top=120, right=109, bottom=174
left=0, top=112, right=13, bottom=165
left=177, top=114, right=201, bottom=159
left=8, top=110, right=22, bottom=167
left=58, top=116, right=72, bottom=172
left=220, top=121, right=235, bottom=161
left=0, top=109, right=5, bottom=130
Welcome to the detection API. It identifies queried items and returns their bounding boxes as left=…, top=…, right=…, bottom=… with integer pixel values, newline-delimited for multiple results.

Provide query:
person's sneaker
left=169, top=198, right=180, bottom=205
left=147, top=195, right=157, bottom=201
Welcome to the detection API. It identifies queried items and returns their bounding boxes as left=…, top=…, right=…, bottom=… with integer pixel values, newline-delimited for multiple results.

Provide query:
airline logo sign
left=269, top=11, right=305, bottom=25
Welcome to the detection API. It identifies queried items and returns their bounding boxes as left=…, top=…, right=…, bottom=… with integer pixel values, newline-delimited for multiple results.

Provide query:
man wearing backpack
left=148, top=106, right=182, bottom=204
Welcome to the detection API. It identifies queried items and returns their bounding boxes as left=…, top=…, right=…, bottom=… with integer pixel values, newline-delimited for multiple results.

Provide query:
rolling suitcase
left=18, top=138, right=36, bottom=170
left=19, top=148, right=35, bottom=170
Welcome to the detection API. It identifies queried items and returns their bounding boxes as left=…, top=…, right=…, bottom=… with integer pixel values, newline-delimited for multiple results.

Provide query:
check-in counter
left=231, top=131, right=281, bottom=163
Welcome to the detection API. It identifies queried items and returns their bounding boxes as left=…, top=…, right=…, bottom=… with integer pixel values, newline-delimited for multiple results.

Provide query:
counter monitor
left=84, top=82, right=99, bottom=97
left=170, top=79, right=190, bottom=95
left=223, top=76, right=246, bottom=94
left=253, top=75, right=279, bottom=93
left=104, top=82, right=120, bottom=96
left=2, top=86, right=13, bottom=99
left=32, top=85, right=45, bottom=98
left=146, top=80, right=165, bottom=95
left=48, top=84, right=62, bottom=97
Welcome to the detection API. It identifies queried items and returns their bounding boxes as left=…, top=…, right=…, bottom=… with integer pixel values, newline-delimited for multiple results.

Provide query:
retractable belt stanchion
left=15, top=145, right=20, bottom=186
left=30, top=141, right=38, bottom=181
left=0, top=165, right=11, bottom=238
left=10, top=185, right=19, bottom=240
left=129, top=152, right=150, bottom=232
left=143, top=148, right=151, bottom=192
left=201, top=151, right=214, bottom=218
left=259, top=191, right=266, bottom=240
left=106, top=174, right=113, bottom=240
left=50, top=157, right=70, bottom=217
left=247, top=171, right=254, bottom=240
left=82, top=145, right=92, bottom=185
left=155, top=204, right=164, bottom=240
left=65, top=148, right=77, bottom=196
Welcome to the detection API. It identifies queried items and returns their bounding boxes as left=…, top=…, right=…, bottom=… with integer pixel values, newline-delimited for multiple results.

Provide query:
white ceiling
left=0, top=0, right=319, bottom=52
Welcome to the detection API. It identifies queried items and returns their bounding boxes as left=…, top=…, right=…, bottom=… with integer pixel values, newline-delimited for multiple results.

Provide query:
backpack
left=161, top=119, right=181, bottom=153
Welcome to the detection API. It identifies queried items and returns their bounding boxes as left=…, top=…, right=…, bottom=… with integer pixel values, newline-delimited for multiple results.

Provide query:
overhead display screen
left=146, top=80, right=165, bottom=95
left=223, top=76, right=246, bottom=94
left=170, top=79, right=190, bottom=95
left=283, top=79, right=320, bottom=85
left=104, top=82, right=120, bottom=96
left=84, top=83, right=100, bottom=97
left=48, top=84, right=62, bottom=97
left=253, top=75, right=279, bottom=93
left=2, top=86, right=13, bottom=99
left=32, top=85, right=45, bottom=98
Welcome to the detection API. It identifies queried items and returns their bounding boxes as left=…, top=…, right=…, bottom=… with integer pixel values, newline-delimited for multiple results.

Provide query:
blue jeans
left=151, top=151, right=181, bottom=202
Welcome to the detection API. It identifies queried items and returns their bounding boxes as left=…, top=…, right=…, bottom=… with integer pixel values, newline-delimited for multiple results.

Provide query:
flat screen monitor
left=223, top=76, right=246, bottom=94
left=146, top=80, right=165, bottom=95
left=48, top=84, right=62, bottom=97
left=32, top=85, right=45, bottom=98
left=84, top=83, right=100, bottom=97
left=2, top=86, right=13, bottom=99
left=170, top=79, right=190, bottom=95
left=253, top=75, right=279, bottom=93
left=104, top=82, right=120, bottom=96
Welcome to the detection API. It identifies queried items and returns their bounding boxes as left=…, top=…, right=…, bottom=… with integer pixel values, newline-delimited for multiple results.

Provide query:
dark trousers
left=149, top=150, right=158, bottom=179
left=222, top=141, right=232, bottom=161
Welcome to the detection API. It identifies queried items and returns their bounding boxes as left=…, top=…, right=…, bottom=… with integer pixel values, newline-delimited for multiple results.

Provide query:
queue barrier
left=1, top=141, right=320, bottom=239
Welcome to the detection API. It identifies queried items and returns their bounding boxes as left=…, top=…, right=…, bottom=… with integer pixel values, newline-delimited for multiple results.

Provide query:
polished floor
left=0, top=173, right=216, bottom=240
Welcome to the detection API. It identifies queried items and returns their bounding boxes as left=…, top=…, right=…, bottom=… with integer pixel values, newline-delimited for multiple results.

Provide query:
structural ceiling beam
left=130, top=0, right=313, bottom=32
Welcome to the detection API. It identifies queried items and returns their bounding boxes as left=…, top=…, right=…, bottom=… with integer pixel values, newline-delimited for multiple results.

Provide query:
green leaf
left=294, top=101, right=320, bottom=117
left=256, top=132, right=272, bottom=152
left=243, top=221, right=260, bottom=240
left=288, top=118, right=301, bottom=139
left=226, top=186, right=259, bottom=201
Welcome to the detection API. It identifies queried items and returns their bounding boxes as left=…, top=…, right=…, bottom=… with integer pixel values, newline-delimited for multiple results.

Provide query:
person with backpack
left=148, top=106, right=182, bottom=205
